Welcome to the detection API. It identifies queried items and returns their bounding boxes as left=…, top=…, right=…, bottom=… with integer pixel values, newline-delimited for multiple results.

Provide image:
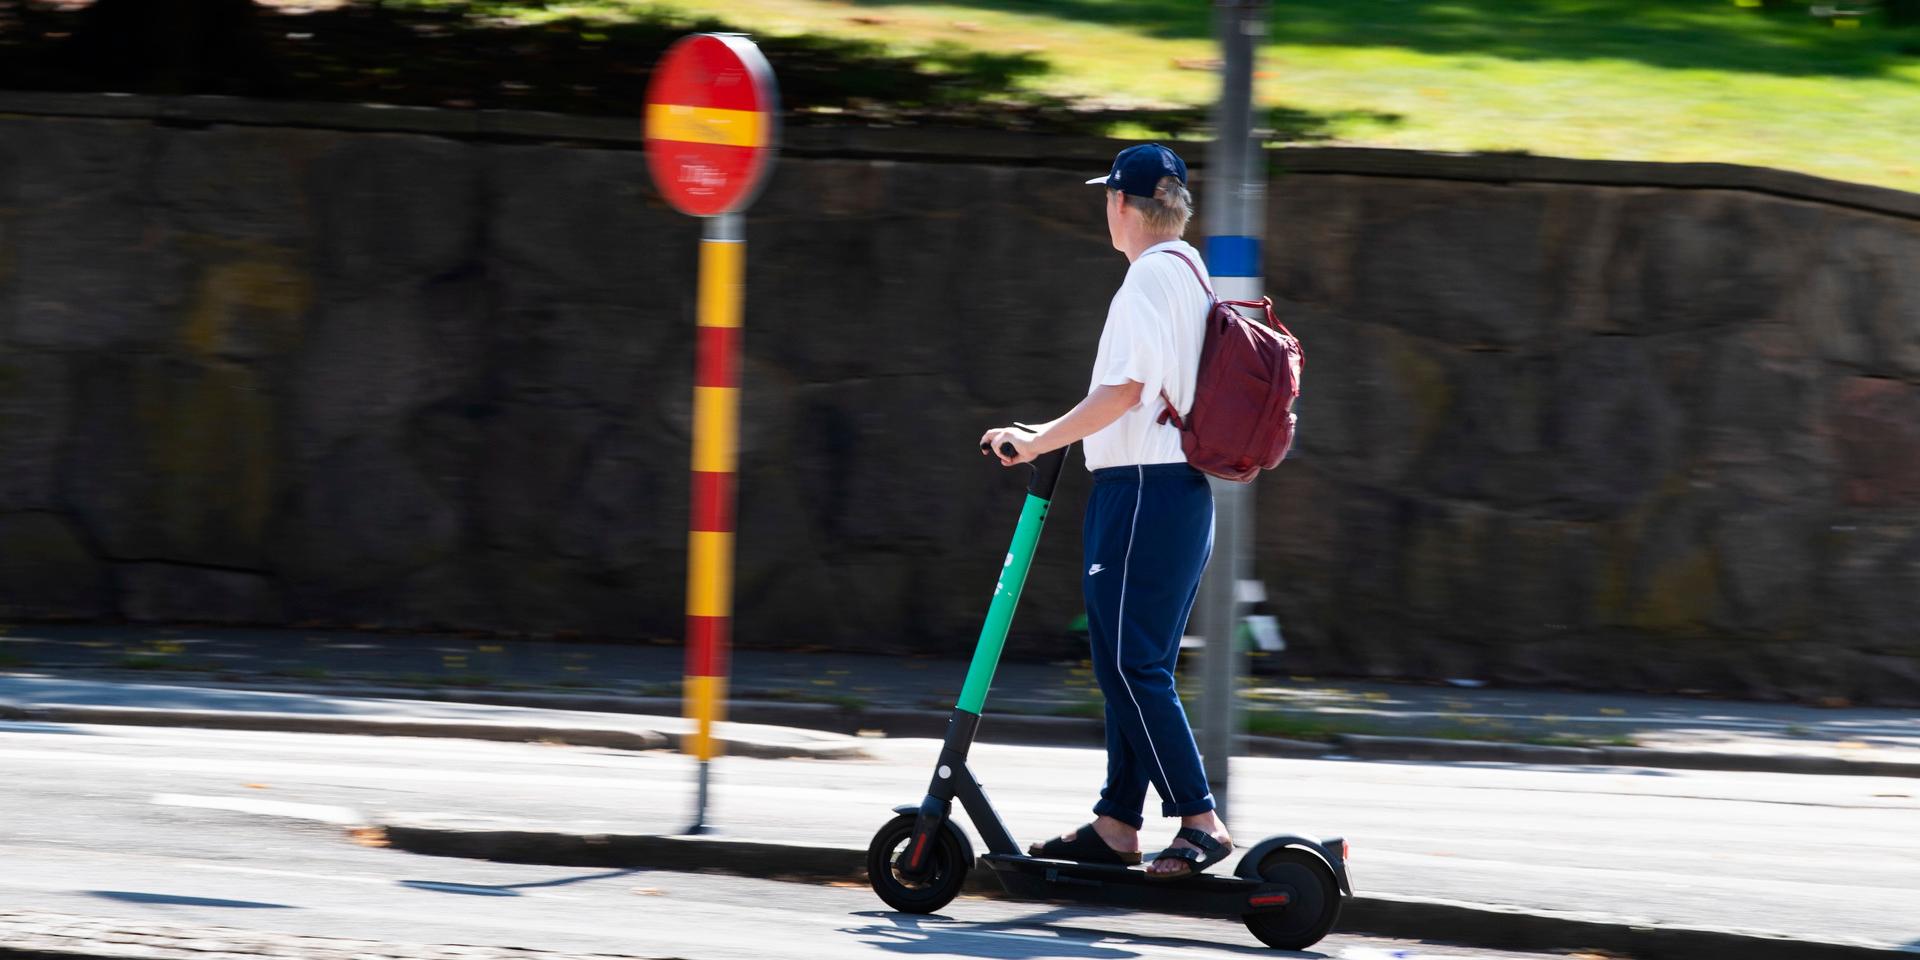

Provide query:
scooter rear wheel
left=1240, top=847, right=1341, bottom=951
left=866, top=813, right=968, bottom=914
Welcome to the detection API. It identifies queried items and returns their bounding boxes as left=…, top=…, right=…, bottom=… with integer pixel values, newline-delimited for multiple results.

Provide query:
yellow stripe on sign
left=692, top=386, right=739, bottom=474
left=647, top=104, right=766, bottom=149
left=683, top=674, right=727, bottom=760
left=687, top=529, right=734, bottom=619
left=698, top=240, right=744, bottom=329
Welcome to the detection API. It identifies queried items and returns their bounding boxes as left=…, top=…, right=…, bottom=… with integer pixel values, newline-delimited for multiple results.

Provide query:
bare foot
left=1146, top=811, right=1232, bottom=877
left=1089, top=814, right=1140, bottom=855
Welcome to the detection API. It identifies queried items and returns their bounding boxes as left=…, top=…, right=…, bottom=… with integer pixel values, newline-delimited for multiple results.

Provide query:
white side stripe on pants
left=1116, top=464, right=1178, bottom=803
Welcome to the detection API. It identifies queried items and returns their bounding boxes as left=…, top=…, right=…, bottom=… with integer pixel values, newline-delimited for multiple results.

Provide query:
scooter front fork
left=898, top=797, right=952, bottom=881
left=896, top=710, right=982, bottom=880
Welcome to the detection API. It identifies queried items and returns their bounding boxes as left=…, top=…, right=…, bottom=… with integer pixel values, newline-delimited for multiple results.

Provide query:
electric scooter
left=866, top=442, right=1351, bottom=951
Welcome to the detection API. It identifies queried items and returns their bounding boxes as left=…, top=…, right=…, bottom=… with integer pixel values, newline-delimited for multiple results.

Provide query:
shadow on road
left=0, top=719, right=96, bottom=736
left=842, top=908, right=1320, bottom=958
left=87, top=891, right=292, bottom=909
left=842, top=912, right=1137, bottom=959
left=399, top=868, right=642, bottom=898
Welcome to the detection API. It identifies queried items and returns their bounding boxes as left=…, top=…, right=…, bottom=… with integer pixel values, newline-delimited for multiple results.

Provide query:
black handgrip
left=980, top=436, right=1069, bottom=502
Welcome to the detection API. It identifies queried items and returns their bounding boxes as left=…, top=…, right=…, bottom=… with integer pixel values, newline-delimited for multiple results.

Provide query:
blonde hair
left=1117, top=176, right=1194, bottom=237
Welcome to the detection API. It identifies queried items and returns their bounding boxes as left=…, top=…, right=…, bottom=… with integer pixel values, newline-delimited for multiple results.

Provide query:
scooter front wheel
left=866, top=813, right=968, bottom=914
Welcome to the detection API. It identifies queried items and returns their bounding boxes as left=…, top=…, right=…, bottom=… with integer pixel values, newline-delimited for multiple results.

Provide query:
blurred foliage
left=0, top=0, right=1377, bottom=139
left=833, top=0, right=1920, bottom=71
left=671, top=0, right=1913, bottom=190
left=2, top=1, right=1914, bottom=185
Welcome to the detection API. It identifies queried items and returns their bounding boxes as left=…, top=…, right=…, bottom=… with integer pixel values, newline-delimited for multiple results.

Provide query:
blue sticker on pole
left=1206, top=235, right=1261, bottom=278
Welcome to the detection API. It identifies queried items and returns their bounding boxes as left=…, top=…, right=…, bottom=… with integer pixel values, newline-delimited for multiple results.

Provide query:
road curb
left=1329, top=734, right=1920, bottom=778
left=703, top=702, right=1920, bottom=778
left=2, top=703, right=867, bottom=760
left=1339, top=895, right=1913, bottom=960
left=12, top=679, right=1917, bottom=778
left=382, top=819, right=875, bottom=881
left=377, top=822, right=1913, bottom=960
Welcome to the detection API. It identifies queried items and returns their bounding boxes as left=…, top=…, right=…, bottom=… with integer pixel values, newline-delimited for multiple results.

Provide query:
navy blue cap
left=1086, top=143, right=1188, bottom=198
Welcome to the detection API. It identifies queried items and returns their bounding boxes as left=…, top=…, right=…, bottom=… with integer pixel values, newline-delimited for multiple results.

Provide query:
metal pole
left=1197, top=0, right=1267, bottom=824
left=685, top=210, right=745, bottom=834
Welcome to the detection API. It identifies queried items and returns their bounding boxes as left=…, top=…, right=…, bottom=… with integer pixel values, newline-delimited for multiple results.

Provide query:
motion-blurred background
left=0, top=0, right=1916, bottom=705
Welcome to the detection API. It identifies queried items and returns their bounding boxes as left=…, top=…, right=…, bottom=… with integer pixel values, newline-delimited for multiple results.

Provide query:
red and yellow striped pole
left=644, top=31, right=776, bottom=836
left=684, top=213, right=744, bottom=832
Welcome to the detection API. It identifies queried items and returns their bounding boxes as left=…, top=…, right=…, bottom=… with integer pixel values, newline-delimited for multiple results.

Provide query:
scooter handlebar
left=980, top=438, right=1069, bottom=501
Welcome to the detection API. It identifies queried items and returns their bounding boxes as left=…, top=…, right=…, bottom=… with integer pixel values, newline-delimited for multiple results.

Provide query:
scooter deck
left=981, top=853, right=1296, bottom=920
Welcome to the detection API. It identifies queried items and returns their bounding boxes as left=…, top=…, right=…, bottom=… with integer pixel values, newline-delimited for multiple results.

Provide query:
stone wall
left=1263, top=178, right=1920, bottom=703
left=0, top=98, right=1915, bottom=702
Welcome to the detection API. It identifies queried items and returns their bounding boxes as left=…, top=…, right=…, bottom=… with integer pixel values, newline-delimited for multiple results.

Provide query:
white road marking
left=151, top=793, right=364, bottom=825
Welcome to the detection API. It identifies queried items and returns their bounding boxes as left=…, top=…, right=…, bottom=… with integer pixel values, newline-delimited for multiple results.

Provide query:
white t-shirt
left=1082, top=240, right=1212, bottom=471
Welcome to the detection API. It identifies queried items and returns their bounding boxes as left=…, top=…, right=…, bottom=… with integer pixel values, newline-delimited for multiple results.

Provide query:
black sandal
left=1146, top=827, right=1233, bottom=880
left=1027, top=824, right=1142, bottom=865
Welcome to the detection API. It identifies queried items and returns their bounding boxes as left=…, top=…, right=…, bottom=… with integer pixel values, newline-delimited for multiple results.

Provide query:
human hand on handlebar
left=978, top=425, right=1039, bottom=466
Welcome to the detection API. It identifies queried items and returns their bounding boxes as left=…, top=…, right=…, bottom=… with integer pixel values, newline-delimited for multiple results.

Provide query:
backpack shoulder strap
left=1157, top=388, right=1185, bottom=430
left=1158, top=248, right=1216, bottom=300
left=1151, top=248, right=1211, bottom=430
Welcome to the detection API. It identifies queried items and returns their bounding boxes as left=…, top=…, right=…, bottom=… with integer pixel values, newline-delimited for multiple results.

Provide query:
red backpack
left=1156, top=250, right=1303, bottom=484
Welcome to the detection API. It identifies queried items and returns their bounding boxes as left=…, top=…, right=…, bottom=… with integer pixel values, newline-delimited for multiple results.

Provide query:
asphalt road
left=2, top=718, right=1916, bottom=956
left=0, top=851, right=1559, bottom=960
left=2, top=721, right=1566, bottom=960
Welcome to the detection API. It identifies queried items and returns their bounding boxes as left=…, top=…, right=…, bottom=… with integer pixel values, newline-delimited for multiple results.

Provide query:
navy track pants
left=1083, top=462, right=1216, bottom=828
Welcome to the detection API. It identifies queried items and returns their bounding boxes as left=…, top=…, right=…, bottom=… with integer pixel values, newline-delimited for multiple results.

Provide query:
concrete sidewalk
left=4, top=622, right=1919, bottom=776
left=0, top=675, right=869, bottom=760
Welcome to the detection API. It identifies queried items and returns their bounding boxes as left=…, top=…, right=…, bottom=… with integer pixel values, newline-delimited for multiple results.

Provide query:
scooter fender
left=1233, top=834, right=1352, bottom=897
left=891, top=803, right=975, bottom=876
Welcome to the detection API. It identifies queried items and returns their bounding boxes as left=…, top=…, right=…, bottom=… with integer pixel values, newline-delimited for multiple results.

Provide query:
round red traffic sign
left=644, top=34, right=779, bottom=217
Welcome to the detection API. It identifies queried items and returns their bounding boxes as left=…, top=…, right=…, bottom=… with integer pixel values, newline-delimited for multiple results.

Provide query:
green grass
left=268, top=665, right=333, bottom=681
left=432, top=672, right=502, bottom=688
left=1526, top=733, right=1640, bottom=748
left=628, top=681, right=684, bottom=698
left=385, top=671, right=499, bottom=688
left=1044, top=704, right=1385, bottom=741
left=115, top=654, right=184, bottom=671
left=1054, top=704, right=1643, bottom=747
left=507, top=0, right=1920, bottom=192
left=1243, top=712, right=1383, bottom=742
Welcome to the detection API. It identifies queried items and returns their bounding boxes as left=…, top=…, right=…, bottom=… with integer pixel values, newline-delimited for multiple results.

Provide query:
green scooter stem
left=956, top=445, right=1068, bottom=715
left=898, top=444, right=1069, bottom=878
